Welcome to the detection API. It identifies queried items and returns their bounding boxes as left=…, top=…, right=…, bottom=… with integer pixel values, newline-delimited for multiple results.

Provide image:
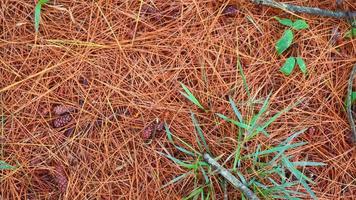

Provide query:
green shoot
left=180, top=82, right=205, bottom=110
left=34, top=0, right=49, bottom=32
left=0, top=160, right=15, bottom=170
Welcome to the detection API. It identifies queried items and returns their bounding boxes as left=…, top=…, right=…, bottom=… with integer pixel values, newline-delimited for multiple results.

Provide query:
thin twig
left=203, top=153, right=260, bottom=200
left=347, top=64, right=356, bottom=144
left=251, top=0, right=356, bottom=18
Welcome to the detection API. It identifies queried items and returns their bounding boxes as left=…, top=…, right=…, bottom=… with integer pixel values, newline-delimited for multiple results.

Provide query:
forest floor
left=0, top=0, right=355, bottom=199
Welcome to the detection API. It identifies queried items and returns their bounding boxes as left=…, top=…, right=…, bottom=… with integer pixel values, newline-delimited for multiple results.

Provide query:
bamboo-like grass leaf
left=191, top=113, right=210, bottom=153
left=228, top=96, right=243, bottom=122
left=0, top=161, right=15, bottom=170
left=183, top=186, right=204, bottom=200
left=161, top=171, right=193, bottom=189
left=157, top=151, right=196, bottom=169
left=34, top=0, right=49, bottom=32
left=282, top=155, right=317, bottom=200
left=180, top=82, right=205, bottom=110
left=292, top=161, right=326, bottom=167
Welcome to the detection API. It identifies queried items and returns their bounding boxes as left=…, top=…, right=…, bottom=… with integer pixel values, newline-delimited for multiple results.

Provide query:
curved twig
left=251, top=0, right=356, bottom=19
left=203, top=153, right=260, bottom=200
left=347, top=64, right=356, bottom=144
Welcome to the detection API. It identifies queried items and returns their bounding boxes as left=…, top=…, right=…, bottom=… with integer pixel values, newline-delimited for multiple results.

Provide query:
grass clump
left=159, top=83, right=325, bottom=199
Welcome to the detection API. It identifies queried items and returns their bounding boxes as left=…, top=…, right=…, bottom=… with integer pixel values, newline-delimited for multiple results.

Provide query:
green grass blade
left=161, top=172, right=192, bottom=189
left=292, top=161, right=326, bottom=167
left=183, top=187, right=204, bottom=200
left=216, top=113, right=250, bottom=130
left=261, top=103, right=295, bottom=130
left=34, top=0, right=49, bottom=33
left=0, top=160, right=15, bottom=170
left=229, top=96, right=243, bottom=122
left=247, top=142, right=307, bottom=158
left=191, top=113, right=210, bottom=153
left=180, top=82, right=205, bottom=110
left=237, top=58, right=250, bottom=97
left=249, top=93, right=271, bottom=129
left=165, top=123, right=174, bottom=143
left=282, top=155, right=317, bottom=200
left=157, top=151, right=196, bottom=169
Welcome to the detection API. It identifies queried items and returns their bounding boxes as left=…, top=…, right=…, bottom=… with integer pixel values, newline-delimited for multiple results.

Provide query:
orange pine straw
left=0, top=0, right=355, bottom=199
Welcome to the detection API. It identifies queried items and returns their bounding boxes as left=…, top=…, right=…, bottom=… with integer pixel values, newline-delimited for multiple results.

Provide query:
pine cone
left=53, top=105, right=75, bottom=116
left=53, top=114, right=72, bottom=128
left=54, top=165, right=68, bottom=193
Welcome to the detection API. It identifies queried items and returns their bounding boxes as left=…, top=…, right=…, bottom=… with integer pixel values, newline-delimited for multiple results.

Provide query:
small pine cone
left=142, top=125, right=154, bottom=140
left=53, top=105, right=75, bottom=116
left=155, top=122, right=164, bottom=132
left=54, top=165, right=68, bottom=193
left=53, top=114, right=72, bottom=128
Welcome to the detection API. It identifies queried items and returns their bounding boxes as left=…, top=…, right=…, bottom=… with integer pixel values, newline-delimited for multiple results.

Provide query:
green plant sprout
left=274, top=17, right=309, bottom=76
left=160, top=84, right=325, bottom=199
left=34, top=0, right=49, bottom=32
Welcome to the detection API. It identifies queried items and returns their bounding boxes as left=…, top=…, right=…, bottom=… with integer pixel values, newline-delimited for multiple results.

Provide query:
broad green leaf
left=180, top=82, right=205, bottom=110
left=345, top=27, right=356, bottom=39
left=276, top=29, right=294, bottom=55
left=280, top=57, right=296, bottom=76
left=191, top=113, right=210, bottom=153
left=296, top=57, right=307, bottom=75
left=228, top=96, right=243, bottom=122
left=292, top=20, right=309, bottom=30
left=274, top=17, right=293, bottom=27
left=0, top=160, right=15, bottom=170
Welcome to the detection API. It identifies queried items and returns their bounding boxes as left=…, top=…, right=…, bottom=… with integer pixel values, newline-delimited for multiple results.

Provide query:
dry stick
left=203, top=153, right=260, bottom=200
left=251, top=0, right=356, bottom=18
left=347, top=64, right=356, bottom=144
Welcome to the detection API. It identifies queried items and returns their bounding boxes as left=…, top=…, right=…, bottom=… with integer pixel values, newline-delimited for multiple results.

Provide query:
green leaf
left=191, top=113, right=210, bottom=153
left=345, top=27, right=356, bottom=39
left=165, top=123, right=174, bottom=143
left=157, top=152, right=197, bottom=169
left=274, top=17, right=293, bottom=27
left=296, top=57, right=307, bottom=75
left=0, top=161, right=15, bottom=170
left=292, top=20, right=309, bottom=30
left=276, top=29, right=294, bottom=55
left=180, top=82, right=205, bottom=110
left=292, top=161, right=327, bottom=167
left=216, top=113, right=250, bottom=130
left=228, top=96, right=243, bottom=122
left=34, top=0, right=49, bottom=33
left=282, top=156, right=317, bottom=200
left=248, top=142, right=307, bottom=158
left=345, top=91, right=356, bottom=107
left=280, top=57, right=296, bottom=76
left=161, top=172, right=192, bottom=188
left=183, top=187, right=204, bottom=200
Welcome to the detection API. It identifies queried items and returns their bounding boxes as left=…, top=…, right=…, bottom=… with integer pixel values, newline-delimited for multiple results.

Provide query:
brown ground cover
left=0, top=0, right=355, bottom=199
